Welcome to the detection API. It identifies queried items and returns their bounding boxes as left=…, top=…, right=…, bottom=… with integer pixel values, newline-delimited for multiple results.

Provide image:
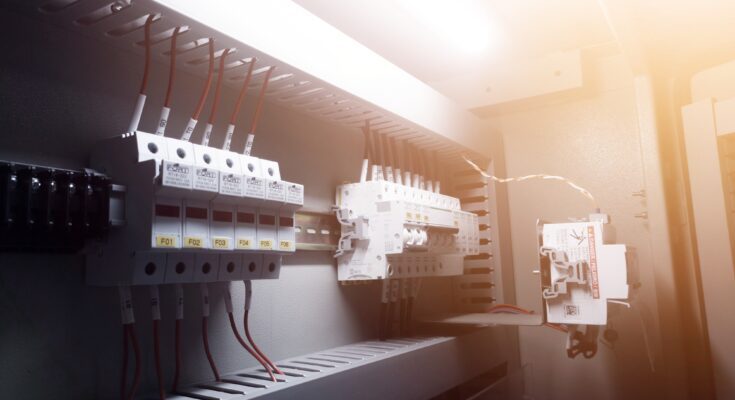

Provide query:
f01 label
left=155, top=234, right=177, bottom=248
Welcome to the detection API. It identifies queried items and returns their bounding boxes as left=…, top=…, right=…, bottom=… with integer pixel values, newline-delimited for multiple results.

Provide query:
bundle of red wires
left=488, top=304, right=568, bottom=333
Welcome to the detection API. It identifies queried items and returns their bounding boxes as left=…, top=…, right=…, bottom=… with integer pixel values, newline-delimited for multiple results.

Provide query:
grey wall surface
left=0, top=7, right=459, bottom=399
left=490, top=54, right=670, bottom=400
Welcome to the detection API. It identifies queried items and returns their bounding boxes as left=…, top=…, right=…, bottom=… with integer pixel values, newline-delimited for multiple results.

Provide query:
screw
left=634, top=212, right=648, bottom=219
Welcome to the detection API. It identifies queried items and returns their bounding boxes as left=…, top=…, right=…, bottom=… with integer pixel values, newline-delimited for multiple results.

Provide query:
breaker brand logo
left=166, top=164, right=190, bottom=174
left=248, top=177, right=262, bottom=184
left=269, top=181, right=283, bottom=189
left=196, top=169, right=217, bottom=179
left=288, top=184, right=301, bottom=193
left=223, top=175, right=241, bottom=184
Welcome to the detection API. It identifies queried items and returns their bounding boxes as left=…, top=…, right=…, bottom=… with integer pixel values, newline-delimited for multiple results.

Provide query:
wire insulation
left=120, top=325, right=129, bottom=400
left=128, top=325, right=142, bottom=400
left=244, top=310, right=283, bottom=375
left=462, top=155, right=598, bottom=210
left=488, top=304, right=569, bottom=333
left=139, top=14, right=155, bottom=95
left=164, top=27, right=182, bottom=107
left=202, top=317, right=221, bottom=381
left=230, top=60, right=257, bottom=124
left=249, top=66, right=276, bottom=134
left=153, top=320, right=165, bottom=400
left=192, top=39, right=216, bottom=120
left=172, top=319, right=181, bottom=392
left=227, top=313, right=277, bottom=382
left=207, top=49, right=231, bottom=125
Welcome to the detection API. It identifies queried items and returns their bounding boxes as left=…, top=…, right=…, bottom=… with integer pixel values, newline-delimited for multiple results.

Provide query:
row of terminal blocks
left=86, top=131, right=303, bottom=287
left=335, top=180, right=480, bottom=281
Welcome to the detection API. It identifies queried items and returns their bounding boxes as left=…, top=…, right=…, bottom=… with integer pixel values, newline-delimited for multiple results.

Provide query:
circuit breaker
left=86, top=131, right=303, bottom=286
left=334, top=179, right=479, bottom=281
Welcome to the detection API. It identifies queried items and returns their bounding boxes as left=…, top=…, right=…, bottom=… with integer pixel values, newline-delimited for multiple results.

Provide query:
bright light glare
left=399, top=0, right=494, bottom=55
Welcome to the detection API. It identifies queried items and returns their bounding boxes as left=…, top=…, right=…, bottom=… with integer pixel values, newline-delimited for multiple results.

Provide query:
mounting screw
left=634, top=212, right=648, bottom=219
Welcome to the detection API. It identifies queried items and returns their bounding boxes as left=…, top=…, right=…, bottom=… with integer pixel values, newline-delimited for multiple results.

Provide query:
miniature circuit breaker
left=86, top=131, right=303, bottom=286
left=538, top=214, right=628, bottom=325
left=334, top=180, right=479, bottom=281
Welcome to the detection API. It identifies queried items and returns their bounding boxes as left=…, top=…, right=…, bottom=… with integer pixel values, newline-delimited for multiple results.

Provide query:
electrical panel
left=334, top=179, right=479, bottom=281
left=538, top=214, right=628, bottom=325
left=86, top=131, right=304, bottom=286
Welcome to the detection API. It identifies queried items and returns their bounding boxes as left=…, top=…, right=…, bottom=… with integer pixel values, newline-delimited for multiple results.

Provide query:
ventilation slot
left=237, top=373, right=286, bottom=383
left=221, top=378, right=267, bottom=389
left=292, top=360, right=337, bottom=368
left=195, top=384, right=245, bottom=395
left=76, top=2, right=129, bottom=26
left=278, top=364, right=321, bottom=373
left=108, top=15, right=173, bottom=37
left=39, top=0, right=81, bottom=13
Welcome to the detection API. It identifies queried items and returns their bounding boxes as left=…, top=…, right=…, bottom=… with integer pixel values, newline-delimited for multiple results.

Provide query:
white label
left=149, top=285, right=161, bottom=321
left=193, top=167, right=218, bottom=192
left=220, top=173, right=244, bottom=196
left=118, top=286, right=135, bottom=325
left=200, top=283, right=210, bottom=317
left=175, top=284, right=184, bottom=320
left=224, top=284, right=234, bottom=313
left=286, top=183, right=304, bottom=205
left=265, top=180, right=286, bottom=202
left=181, top=118, right=198, bottom=142
left=244, top=176, right=265, bottom=199
left=244, top=281, right=253, bottom=311
left=162, top=161, right=193, bottom=189
left=155, top=106, right=170, bottom=136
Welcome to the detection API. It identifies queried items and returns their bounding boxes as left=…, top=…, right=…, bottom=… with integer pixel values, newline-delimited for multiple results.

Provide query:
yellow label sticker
left=415, top=214, right=422, bottom=221
left=236, top=238, right=254, bottom=250
left=259, top=239, right=274, bottom=250
left=279, top=240, right=294, bottom=251
left=155, top=234, right=177, bottom=248
left=211, top=237, right=230, bottom=249
left=183, top=236, right=205, bottom=248
left=423, top=215, right=429, bottom=222
left=405, top=212, right=412, bottom=220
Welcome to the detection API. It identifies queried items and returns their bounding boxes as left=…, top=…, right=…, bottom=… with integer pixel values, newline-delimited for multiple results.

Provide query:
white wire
left=462, top=155, right=599, bottom=210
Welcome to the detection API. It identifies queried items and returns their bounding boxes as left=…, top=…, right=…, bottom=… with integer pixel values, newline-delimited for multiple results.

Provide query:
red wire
left=227, top=312, right=277, bottom=382
left=202, top=316, right=221, bottom=381
left=128, top=324, right=142, bottom=400
left=207, top=49, right=231, bottom=125
left=171, top=319, right=181, bottom=392
left=153, top=320, right=165, bottom=400
left=139, top=15, right=155, bottom=95
left=120, top=325, right=129, bottom=400
left=229, top=59, right=257, bottom=125
left=248, top=66, right=276, bottom=134
left=164, top=27, right=182, bottom=107
left=192, top=39, right=215, bottom=120
left=244, top=310, right=283, bottom=375
left=488, top=304, right=569, bottom=333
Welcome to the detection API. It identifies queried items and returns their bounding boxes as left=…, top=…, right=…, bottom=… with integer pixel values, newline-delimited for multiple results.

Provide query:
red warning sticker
left=587, top=225, right=600, bottom=299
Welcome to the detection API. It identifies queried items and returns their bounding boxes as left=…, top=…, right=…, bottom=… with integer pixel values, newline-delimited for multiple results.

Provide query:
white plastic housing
left=86, top=131, right=303, bottom=287
left=334, top=180, right=479, bottom=281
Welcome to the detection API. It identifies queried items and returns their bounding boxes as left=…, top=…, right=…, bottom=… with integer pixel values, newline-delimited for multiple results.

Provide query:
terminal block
left=537, top=214, right=628, bottom=325
left=334, top=180, right=479, bottom=281
left=87, top=131, right=303, bottom=286
left=0, top=161, right=115, bottom=252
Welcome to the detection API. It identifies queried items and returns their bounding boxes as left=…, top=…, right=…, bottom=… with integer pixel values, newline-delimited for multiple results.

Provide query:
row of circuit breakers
left=0, top=129, right=480, bottom=287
